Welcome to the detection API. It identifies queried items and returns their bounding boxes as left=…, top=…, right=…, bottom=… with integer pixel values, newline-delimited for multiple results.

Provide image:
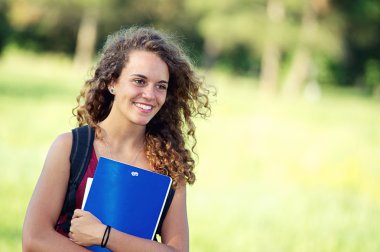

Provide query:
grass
left=1, top=49, right=380, bottom=251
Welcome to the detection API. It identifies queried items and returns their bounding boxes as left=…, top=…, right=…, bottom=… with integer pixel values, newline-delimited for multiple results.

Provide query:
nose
left=141, top=85, right=155, bottom=100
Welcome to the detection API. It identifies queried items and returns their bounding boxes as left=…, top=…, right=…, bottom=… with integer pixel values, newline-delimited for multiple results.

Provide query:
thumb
left=73, top=209, right=86, bottom=218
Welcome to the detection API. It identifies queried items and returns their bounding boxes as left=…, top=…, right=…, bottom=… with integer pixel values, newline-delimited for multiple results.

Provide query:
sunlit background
left=0, top=0, right=379, bottom=251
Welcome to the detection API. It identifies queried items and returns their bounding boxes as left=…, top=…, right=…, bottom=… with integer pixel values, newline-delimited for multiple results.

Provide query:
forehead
left=122, top=50, right=169, bottom=81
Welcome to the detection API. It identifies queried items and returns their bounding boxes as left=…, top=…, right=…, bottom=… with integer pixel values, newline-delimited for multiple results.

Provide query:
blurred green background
left=0, top=0, right=379, bottom=251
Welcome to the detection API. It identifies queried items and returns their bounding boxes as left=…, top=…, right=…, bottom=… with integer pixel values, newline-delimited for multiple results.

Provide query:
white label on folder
left=131, top=171, right=139, bottom=176
left=81, top=178, right=93, bottom=209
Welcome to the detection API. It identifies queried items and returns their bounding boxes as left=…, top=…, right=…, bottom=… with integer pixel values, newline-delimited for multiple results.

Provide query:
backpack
left=55, top=125, right=175, bottom=238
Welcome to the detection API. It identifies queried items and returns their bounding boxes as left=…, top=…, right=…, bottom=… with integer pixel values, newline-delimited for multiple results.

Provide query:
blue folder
left=83, top=157, right=172, bottom=251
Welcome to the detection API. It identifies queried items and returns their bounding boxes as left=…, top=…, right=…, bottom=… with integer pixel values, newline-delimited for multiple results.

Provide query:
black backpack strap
left=155, top=187, right=175, bottom=239
left=55, top=125, right=95, bottom=233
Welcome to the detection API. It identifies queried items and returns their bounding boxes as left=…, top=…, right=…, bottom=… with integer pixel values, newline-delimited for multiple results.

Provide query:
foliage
left=1, top=0, right=379, bottom=94
left=0, top=1, right=11, bottom=55
left=365, top=60, right=380, bottom=89
left=330, top=0, right=380, bottom=87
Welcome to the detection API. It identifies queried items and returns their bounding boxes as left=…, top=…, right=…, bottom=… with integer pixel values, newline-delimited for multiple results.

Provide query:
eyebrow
left=130, top=74, right=169, bottom=84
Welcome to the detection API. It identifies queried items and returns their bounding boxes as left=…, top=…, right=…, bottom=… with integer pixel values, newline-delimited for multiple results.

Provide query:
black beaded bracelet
left=101, top=225, right=111, bottom=248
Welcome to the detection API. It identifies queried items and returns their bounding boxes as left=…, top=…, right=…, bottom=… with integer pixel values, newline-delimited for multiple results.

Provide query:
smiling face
left=109, top=50, right=169, bottom=126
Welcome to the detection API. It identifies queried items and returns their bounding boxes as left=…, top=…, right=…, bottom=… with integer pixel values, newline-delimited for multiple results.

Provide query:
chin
left=133, top=114, right=158, bottom=126
left=133, top=119, right=151, bottom=126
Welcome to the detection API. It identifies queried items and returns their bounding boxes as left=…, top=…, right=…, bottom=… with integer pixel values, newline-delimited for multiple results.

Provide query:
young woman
left=23, top=27, right=211, bottom=252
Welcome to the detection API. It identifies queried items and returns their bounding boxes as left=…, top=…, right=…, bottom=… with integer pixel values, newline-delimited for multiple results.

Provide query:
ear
left=108, top=81, right=116, bottom=95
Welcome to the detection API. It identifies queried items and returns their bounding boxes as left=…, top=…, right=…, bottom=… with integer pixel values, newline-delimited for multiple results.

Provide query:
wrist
left=101, top=225, right=112, bottom=248
left=95, top=224, right=107, bottom=246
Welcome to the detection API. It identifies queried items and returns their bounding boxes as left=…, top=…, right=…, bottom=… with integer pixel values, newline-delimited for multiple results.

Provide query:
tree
left=186, top=0, right=345, bottom=97
left=0, top=1, right=11, bottom=55
left=185, top=0, right=300, bottom=94
left=332, top=0, right=380, bottom=94
left=281, top=0, right=343, bottom=97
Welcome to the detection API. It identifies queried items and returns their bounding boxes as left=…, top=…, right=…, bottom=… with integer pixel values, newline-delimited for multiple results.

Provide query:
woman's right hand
left=69, top=209, right=106, bottom=247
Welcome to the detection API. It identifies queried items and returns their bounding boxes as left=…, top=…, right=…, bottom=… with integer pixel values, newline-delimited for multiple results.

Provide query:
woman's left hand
left=69, top=209, right=106, bottom=247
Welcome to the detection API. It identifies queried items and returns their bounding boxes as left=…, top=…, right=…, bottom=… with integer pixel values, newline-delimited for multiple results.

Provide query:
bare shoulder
left=40, top=131, right=74, bottom=185
left=52, top=132, right=72, bottom=152
left=43, top=132, right=73, bottom=175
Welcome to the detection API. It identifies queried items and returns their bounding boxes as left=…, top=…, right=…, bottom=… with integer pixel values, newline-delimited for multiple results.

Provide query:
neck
left=98, top=117, right=146, bottom=150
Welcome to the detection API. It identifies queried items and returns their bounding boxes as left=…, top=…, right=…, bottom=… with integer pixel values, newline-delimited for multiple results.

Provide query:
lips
left=133, top=102, right=153, bottom=111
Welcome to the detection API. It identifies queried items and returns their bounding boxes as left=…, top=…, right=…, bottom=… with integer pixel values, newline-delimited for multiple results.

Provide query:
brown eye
left=157, top=83, right=168, bottom=90
left=134, top=79, right=145, bottom=85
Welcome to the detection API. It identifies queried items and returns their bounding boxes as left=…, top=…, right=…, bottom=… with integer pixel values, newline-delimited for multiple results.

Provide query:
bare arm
left=69, top=182, right=189, bottom=252
left=22, top=133, right=90, bottom=252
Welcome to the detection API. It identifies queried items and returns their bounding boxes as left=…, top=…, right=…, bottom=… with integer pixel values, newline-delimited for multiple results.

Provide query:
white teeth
left=134, top=103, right=152, bottom=110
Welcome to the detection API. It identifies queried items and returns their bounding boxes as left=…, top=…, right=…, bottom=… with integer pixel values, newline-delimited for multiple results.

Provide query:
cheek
left=159, top=92, right=168, bottom=106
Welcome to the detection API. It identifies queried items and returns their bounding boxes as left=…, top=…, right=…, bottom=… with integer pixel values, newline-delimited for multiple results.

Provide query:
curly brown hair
left=73, top=27, right=211, bottom=187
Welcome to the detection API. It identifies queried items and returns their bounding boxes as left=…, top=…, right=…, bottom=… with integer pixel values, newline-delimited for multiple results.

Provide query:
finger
left=70, top=217, right=77, bottom=227
left=68, top=231, right=74, bottom=241
left=73, top=209, right=85, bottom=218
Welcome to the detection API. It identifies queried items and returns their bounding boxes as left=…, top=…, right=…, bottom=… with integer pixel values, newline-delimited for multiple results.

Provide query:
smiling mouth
left=133, top=102, right=153, bottom=111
